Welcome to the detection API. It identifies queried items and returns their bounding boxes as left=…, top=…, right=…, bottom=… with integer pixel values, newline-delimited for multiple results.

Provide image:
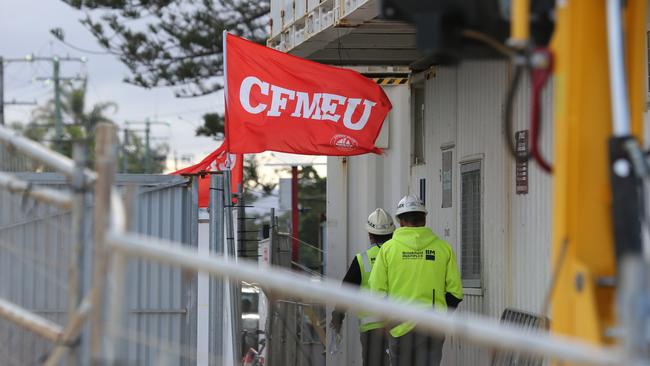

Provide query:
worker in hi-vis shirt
left=330, top=208, right=395, bottom=366
left=369, top=195, right=463, bottom=366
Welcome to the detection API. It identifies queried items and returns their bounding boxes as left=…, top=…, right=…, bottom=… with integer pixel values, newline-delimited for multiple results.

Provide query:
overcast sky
left=0, top=0, right=325, bottom=176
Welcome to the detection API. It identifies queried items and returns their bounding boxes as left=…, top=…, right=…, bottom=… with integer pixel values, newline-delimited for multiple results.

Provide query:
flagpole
left=222, top=30, right=230, bottom=153
left=291, top=165, right=299, bottom=265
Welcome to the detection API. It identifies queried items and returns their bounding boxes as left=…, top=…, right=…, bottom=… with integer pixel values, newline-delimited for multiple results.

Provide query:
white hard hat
left=366, top=208, right=396, bottom=235
left=395, top=195, right=428, bottom=216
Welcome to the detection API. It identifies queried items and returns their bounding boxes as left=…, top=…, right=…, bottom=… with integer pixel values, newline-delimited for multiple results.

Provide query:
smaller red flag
left=173, top=143, right=227, bottom=175
left=171, top=141, right=242, bottom=207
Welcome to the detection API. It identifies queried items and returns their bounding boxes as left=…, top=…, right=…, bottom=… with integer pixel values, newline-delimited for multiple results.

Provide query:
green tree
left=10, top=121, right=49, bottom=142
left=58, top=0, right=269, bottom=138
left=277, top=166, right=326, bottom=270
left=33, top=80, right=117, bottom=135
left=58, top=0, right=268, bottom=97
left=14, top=82, right=167, bottom=173
left=243, top=155, right=276, bottom=195
left=195, top=112, right=224, bottom=138
left=297, top=166, right=326, bottom=270
left=29, top=80, right=117, bottom=159
left=121, top=131, right=168, bottom=173
left=4, top=122, right=45, bottom=172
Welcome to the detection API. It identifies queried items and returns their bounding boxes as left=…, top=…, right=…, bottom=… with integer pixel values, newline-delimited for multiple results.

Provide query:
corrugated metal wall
left=0, top=173, right=198, bottom=365
left=509, top=71, right=554, bottom=314
left=121, top=175, right=198, bottom=365
left=326, top=61, right=555, bottom=366
left=0, top=181, right=72, bottom=364
left=427, top=61, right=553, bottom=365
left=0, top=144, right=35, bottom=172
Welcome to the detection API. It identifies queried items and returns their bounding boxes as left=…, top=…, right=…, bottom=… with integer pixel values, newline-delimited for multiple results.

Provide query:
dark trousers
left=388, top=331, right=445, bottom=366
left=360, top=328, right=389, bottom=366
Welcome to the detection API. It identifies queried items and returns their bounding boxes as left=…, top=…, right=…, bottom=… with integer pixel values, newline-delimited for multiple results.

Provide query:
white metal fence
left=0, top=172, right=198, bottom=366
left=0, top=179, right=74, bottom=365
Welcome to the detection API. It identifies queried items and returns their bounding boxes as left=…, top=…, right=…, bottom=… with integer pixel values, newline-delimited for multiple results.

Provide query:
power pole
left=53, top=58, right=63, bottom=149
left=1, top=54, right=85, bottom=151
left=145, top=119, right=151, bottom=174
left=0, top=55, right=41, bottom=126
left=125, top=119, right=170, bottom=173
left=32, top=56, right=85, bottom=152
left=291, top=165, right=299, bottom=265
left=121, top=128, right=129, bottom=173
left=0, top=56, right=4, bottom=126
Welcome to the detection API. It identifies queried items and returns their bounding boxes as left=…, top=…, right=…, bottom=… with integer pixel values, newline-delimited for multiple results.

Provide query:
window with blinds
left=460, top=161, right=482, bottom=288
left=412, top=83, right=425, bottom=165
left=441, top=149, right=453, bottom=208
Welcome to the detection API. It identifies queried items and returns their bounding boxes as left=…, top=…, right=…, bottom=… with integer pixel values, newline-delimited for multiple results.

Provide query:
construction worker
left=369, top=195, right=463, bottom=366
left=330, top=208, right=395, bottom=366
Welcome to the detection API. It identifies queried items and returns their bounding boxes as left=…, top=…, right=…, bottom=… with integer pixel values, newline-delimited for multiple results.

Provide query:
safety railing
left=105, top=232, right=622, bottom=366
left=0, top=123, right=125, bottom=365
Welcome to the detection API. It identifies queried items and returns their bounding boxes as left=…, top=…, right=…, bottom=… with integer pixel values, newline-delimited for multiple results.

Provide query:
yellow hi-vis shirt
left=368, top=226, right=463, bottom=337
left=356, top=245, right=383, bottom=332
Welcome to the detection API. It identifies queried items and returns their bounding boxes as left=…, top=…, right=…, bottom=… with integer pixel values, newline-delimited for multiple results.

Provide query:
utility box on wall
left=515, top=130, right=529, bottom=195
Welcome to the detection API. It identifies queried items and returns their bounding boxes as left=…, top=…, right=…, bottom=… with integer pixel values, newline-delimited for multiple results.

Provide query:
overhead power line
left=54, top=37, right=118, bottom=56
left=1, top=54, right=86, bottom=154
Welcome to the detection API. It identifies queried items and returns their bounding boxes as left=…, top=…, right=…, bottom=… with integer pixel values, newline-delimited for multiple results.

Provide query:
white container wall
left=270, top=0, right=283, bottom=37
left=308, top=0, right=321, bottom=11
left=270, top=0, right=313, bottom=38
left=268, top=0, right=381, bottom=56
left=283, top=0, right=295, bottom=29
left=295, top=0, right=307, bottom=21
left=326, top=61, right=555, bottom=366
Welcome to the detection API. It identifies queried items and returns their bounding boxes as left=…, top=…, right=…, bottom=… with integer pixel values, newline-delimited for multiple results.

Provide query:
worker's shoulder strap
left=359, top=251, right=371, bottom=272
left=358, top=245, right=379, bottom=273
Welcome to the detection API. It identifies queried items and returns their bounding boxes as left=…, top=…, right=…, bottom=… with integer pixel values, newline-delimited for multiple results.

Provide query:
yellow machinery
left=380, top=0, right=649, bottom=359
left=509, top=0, right=649, bottom=356
left=549, top=0, right=646, bottom=346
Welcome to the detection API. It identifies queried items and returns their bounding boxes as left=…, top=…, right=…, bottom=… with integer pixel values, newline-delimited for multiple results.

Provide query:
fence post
left=267, top=209, right=281, bottom=366
left=209, top=173, right=225, bottom=364
left=223, top=169, right=242, bottom=363
left=68, top=142, right=87, bottom=366
left=104, top=251, right=127, bottom=364
left=105, top=184, right=137, bottom=363
left=90, top=122, right=118, bottom=361
left=237, top=178, right=246, bottom=258
left=181, top=175, right=200, bottom=365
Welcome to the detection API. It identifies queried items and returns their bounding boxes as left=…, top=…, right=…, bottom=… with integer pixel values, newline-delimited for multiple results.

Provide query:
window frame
left=459, top=159, right=483, bottom=289
left=441, top=146, right=454, bottom=208
left=411, top=82, right=426, bottom=166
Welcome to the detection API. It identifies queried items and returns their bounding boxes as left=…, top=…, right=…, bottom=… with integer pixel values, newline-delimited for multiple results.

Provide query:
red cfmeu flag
left=224, top=33, right=392, bottom=156
left=171, top=141, right=243, bottom=207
